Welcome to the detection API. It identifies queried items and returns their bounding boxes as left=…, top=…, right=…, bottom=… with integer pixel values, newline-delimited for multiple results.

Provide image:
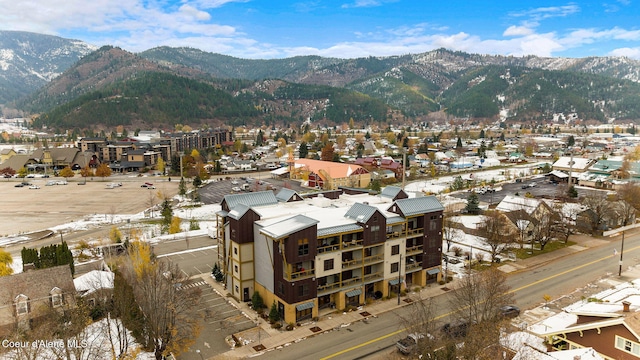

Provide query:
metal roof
left=317, top=223, right=362, bottom=237
left=344, top=202, right=378, bottom=223
left=275, top=188, right=299, bottom=202
left=228, top=203, right=251, bottom=220
left=391, top=196, right=444, bottom=217
left=295, top=301, right=314, bottom=311
left=380, top=186, right=403, bottom=199
left=345, top=288, right=362, bottom=297
left=223, top=191, right=278, bottom=210
left=260, top=214, right=319, bottom=239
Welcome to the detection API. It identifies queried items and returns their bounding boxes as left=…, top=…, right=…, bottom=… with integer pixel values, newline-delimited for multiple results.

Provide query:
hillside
left=5, top=31, right=640, bottom=128
left=0, top=30, right=97, bottom=105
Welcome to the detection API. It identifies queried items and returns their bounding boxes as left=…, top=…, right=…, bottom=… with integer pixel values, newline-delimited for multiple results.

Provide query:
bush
left=286, top=323, right=295, bottom=331
left=271, top=322, right=283, bottom=329
left=452, top=246, right=463, bottom=256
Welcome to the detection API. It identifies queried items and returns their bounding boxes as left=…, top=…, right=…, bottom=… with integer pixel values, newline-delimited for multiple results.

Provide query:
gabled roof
left=260, top=214, right=319, bottom=239
left=295, top=158, right=367, bottom=179
left=275, top=188, right=302, bottom=202
left=0, top=266, right=75, bottom=311
left=73, top=270, right=114, bottom=296
left=345, top=202, right=379, bottom=223
left=380, top=186, right=404, bottom=199
left=222, top=191, right=278, bottom=211
left=228, top=203, right=254, bottom=220
left=496, top=195, right=542, bottom=215
left=389, top=196, right=444, bottom=217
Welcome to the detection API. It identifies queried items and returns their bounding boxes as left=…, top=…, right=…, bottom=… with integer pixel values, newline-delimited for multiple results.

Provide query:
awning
left=345, top=289, right=362, bottom=297
left=427, top=268, right=441, bottom=275
left=389, top=279, right=400, bottom=285
left=295, top=302, right=314, bottom=311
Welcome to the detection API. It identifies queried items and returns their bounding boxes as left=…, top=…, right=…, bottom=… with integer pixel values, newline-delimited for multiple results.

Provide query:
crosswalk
left=177, top=280, right=207, bottom=290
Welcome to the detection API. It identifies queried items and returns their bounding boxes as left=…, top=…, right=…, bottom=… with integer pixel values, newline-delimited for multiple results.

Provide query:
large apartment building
left=216, top=187, right=444, bottom=324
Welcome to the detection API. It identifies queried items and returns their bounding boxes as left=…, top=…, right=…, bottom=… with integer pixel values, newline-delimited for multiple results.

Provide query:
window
left=298, top=284, right=309, bottom=297
left=234, top=265, right=239, bottom=273
left=391, top=245, right=400, bottom=255
left=616, top=336, right=640, bottom=355
left=15, top=294, right=29, bottom=315
left=298, top=239, right=309, bottom=256
left=50, top=287, right=63, bottom=307
left=234, top=247, right=238, bottom=255
left=391, top=262, right=399, bottom=273
left=430, top=220, right=438, bottom=231
left=324, top=259, right=334, bottom=271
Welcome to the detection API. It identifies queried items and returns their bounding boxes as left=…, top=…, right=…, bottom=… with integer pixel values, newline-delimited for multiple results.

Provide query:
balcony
left=342, top=277, right=362, bottom=288
left=406, top=245, right=423, bottom=255
left=286, top=268, right=315, bottom=281
left=342, top=258, right=361, bottom=270
left=406, top=228, right=424, bottom=238
left=317, top=282, right=341, bottom=295
left=363, top=272, right=384, bottom=284
left=405, top=261, right=422, bottom=272
left=363, top=254, right=384, bottom=265
left=342, top=239, right=363, bottom=249
left=317, top=244, right=340, bottom=254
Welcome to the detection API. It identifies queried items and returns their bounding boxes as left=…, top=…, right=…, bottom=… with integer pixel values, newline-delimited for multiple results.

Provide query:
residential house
left=292, top=159, right=370, bottom=190
left=0, top=148, right=16, bottom=164
left=529, top=279, right=640, bottom=359
left=0, top=266, right=76, bottom=336
left=73, top=269, right=114, bottom=310
left=216, top=189, right=444, bottom=324
left=552, top=157, right=597, bottom=184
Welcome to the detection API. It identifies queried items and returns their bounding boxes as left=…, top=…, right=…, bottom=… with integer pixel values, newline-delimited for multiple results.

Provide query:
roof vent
left=623, top=301, right=631, bottom=312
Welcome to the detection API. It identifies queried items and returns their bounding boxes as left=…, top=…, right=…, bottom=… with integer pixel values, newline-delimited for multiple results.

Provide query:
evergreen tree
left=179, top=177, right=187, bottom=196
left=456, top=137, right=463, bottom=148
left=479, top=129, right=485, bottom=138
left=465, top=192, right=480, bottom=214
left=269, top=302, right=281, bottom=323
left=298, top=142, right=309, bottom=159
left=567, top=135, right=575, bottom=147
left=251, top=292, right=265, bottom=311
left=568, top=185, right=578, bottom=198
left=193, top=176, right=202, bottom=187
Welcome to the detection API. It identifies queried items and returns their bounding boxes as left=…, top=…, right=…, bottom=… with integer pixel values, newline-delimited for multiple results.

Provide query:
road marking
left=322, top=246, right=640, bottom=359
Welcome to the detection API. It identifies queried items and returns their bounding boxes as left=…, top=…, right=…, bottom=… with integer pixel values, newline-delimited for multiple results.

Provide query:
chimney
left=623, top=301, right=631, bottom=312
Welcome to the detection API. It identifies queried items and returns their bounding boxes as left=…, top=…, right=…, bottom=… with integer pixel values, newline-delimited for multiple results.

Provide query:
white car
left=232, top=186, right=241, bottom=192
left=56, top=180, right=68, bottom=185
left=28, top=185, right=40, bottom=189
left=231, top=180, right=239, bottom=185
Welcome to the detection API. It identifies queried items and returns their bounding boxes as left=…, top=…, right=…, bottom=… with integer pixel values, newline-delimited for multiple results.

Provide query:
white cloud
left=341, top=0, right=398, bottom=9
left=609, top=47, right=640, bottom=58
left=503, top=25, right=535, bottom=37
left=510, top=4, right=580, bottom=21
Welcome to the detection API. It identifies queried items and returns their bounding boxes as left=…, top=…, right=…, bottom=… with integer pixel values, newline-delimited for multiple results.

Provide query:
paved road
left=254, top=231, right=637, bottom=360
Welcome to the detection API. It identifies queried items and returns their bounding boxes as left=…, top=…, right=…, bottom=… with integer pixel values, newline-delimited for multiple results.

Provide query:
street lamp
left=195, top=349, right=204, bottom=360
left=618, top=230, right=626, bottom=276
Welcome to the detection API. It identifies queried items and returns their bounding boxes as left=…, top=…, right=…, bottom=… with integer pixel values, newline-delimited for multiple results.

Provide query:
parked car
left=396, top=333, right=424, bottom=355
left=500, top=305, right=521, bottom=318
left=28, top=185, right=40, bottom=189
left=56, top=180, right=68, bottom=185
left=141, top=182, right=154, bottom=188
left=14, top=183, right=24, bottom=188
left=231, top=186, right=242, bottom=192
left=441, top=319, right=472, bottom=338
left=231, top=180, right=239, bottom=185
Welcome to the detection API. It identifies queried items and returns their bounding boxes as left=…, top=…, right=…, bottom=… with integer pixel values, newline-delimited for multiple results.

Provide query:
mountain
left=0, top=31, right=98, bottom=105
left=5, top=30, right=640, bottom=129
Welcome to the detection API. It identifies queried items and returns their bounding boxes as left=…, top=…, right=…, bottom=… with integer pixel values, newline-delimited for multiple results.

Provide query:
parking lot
left=198, top=172, right=307, bottom=204
left=452, top=176, right=594, bottom=206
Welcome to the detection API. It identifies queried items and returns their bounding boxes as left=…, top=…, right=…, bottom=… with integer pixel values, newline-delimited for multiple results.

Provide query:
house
left=292, top=159, right=370, bottom=190
left=216, top=189, right=444, bottom=324
left=552, top=157, right=597, bottom=182
left=73, top=269, right=114, bottom=309
left=529, top=279, right=640, bottom=359
left=0, top=266, right=76, bottom=336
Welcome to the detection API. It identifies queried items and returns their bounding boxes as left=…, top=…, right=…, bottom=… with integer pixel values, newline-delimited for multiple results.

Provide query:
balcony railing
left=363, top=272, right=384, bottom=283
left=363, top=254, right=384, bottom=265
left=342, top=277, right=362, bottom=288
left=386, top=227, right=424, bottom=239
left=317, top=282, right=341, bottom=295
left=405, top=261, right=422, bottom=272
left=406, top=245, right=423, bottom=255
left=317, top=244, right=340, bottom=254
left=406, top=228, right=424, bottom=237
left=342, top=239, right=363, bottom=249
left=342, top=258, right=362, bottom=269
left=286, top=268, right=315, bottom=281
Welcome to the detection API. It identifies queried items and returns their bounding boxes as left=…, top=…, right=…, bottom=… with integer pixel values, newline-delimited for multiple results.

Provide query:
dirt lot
left=0, top=176, right=179, bottom=236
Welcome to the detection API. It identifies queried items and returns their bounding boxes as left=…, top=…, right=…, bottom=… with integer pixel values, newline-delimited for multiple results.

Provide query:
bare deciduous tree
left=478, top=210, right=516, bottom=262
left=119, top=242, right=202, bottom=360
left=582, top=192, right=612, bottom=234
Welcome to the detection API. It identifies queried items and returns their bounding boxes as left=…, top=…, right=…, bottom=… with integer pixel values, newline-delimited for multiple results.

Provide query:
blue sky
left=3, top=0, right=640, bottom=59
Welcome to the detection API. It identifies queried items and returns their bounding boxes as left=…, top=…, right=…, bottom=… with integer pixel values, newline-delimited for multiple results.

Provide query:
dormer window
left=15, top=294, right=29, bottom=315
left=50, top=287, right=64, bottom=307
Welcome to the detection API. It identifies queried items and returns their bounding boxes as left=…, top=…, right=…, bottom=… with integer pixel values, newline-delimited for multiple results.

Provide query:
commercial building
left=216, top=187, right=444, bottom=324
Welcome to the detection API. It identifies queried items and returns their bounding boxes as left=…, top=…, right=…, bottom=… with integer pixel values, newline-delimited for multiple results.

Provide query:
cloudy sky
left=2, top=0, right=640, bottom=59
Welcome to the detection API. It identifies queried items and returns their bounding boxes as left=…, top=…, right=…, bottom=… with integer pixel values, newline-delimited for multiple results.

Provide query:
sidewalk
left=203, top=231, right=622, bottom=360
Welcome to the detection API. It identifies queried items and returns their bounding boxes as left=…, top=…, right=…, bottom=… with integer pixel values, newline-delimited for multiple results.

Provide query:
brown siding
left=228, top=209, right=260, bottom=244
left=275, top=225, right=318, bottom=304
left=565, top=324, right=637, bottom=360
left=423, top=210, right=443, bottom=269
left=362, top=211, right=387, bottom=246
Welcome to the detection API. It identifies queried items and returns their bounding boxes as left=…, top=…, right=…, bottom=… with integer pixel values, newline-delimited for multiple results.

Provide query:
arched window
left=14, top=294, right=29, bottom=315
left=50, top=287, right=64, bottom=307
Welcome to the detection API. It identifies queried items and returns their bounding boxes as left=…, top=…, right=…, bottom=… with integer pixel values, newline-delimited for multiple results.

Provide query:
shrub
left=452, top=246, right=463, bottom=256
left=271, top=322, right=282, bottom=329
left=286, top=323, right=295, bottom=331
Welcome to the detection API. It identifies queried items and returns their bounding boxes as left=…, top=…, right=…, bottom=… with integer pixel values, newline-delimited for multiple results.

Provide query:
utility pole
left=397, top=254, right=402, bottom=305
left=619, top=230, right=626, bottom=276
